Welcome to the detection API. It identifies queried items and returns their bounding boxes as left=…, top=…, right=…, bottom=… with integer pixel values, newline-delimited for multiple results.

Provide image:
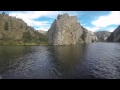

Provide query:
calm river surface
left=0, top=42, right=120, bottom=79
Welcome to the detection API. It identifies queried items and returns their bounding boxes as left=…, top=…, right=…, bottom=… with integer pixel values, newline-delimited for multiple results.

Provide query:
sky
left=1, top=11, right=120, bottom=32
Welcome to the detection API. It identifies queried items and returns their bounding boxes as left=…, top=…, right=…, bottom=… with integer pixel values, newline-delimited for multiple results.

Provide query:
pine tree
left=2, top=12, right=5, bottom=14
left=4, top=22, right=9, bottom=30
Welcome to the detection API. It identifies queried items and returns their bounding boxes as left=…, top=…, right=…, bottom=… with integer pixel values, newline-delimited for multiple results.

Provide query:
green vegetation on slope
left=0, top=12, right=48, bottom=45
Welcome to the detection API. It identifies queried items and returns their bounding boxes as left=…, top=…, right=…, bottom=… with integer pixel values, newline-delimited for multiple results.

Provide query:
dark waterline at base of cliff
left=0, top=42, right=120, bottom=79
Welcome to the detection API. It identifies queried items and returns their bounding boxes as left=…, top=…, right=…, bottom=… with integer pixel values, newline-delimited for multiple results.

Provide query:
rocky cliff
left=94, top=31, right=111, bottom=42
left=81, top=26, right=98, bottom=43
left=0, top=13, right=47, bottom=45
left=47, top=13, right=83, bottom=45
left=107, top=25, right=120, bottom=42
left=47, top=13, right=97, bottom=45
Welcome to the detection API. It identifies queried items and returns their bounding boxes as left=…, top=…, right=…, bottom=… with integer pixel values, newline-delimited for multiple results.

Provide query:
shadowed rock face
left=107, top=25, right=120, bottom=42
left=47, top=13, right=97, bottom=45
left=94, top=31, right=111, bottom=42
left=81, top=27, right=98, bottom=43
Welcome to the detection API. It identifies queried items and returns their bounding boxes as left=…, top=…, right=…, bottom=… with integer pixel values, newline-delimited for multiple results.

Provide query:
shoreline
left=0, top=42, right=119, bottom=46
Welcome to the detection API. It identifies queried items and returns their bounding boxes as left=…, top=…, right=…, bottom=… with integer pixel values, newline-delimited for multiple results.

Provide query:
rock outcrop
left=81, top=26, right=98, bottom=43
left=107, top=25, right=120, bottom=42
left=94, top=31, right=111, bottom=42
left=47, top=13, right=83, bottom=45
left=47, top=13, right=97, bottom=45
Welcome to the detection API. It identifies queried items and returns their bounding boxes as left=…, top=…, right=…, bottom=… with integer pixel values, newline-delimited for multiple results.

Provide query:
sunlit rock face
left=47, top=13, right=98, bottom=45
left=47, top=13, right=83, bottom=45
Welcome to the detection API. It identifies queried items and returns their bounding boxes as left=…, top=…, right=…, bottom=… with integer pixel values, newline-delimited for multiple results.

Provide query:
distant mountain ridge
left=94, top=31, right=111, bottom=42
left=38, top=30, right=47, bottom=35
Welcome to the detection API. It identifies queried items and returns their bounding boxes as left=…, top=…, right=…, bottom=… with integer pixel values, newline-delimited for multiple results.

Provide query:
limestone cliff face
left=47, top=13, right=97, bottom=45
left=107, top=25, right=120, bottom=42
left=81, top=27, right=98, bottom=43
left=47, top=13, right=83, bottom=45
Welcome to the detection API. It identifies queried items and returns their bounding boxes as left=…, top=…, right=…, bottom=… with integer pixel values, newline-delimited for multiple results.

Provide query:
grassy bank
left=0, top=41, right=48, bottom=46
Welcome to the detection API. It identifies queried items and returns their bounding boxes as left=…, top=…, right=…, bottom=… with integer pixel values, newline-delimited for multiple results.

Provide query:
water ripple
left=0, top=43, right=120, bottom=79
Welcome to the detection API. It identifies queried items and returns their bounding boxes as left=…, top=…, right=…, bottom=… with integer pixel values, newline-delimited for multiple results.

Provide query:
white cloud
left=9, top=11, right=61, bottom=30
left=105, top=27, right=117, bottom=32
left=92, top=11, right=120, bottom=28
left=10, top=11, right=61, bottom=19
left=85, top=27, right=100, bottom=32
left=35, top=26, right=50, bottom=31
left=84, top=11, right=120, bottom=32
left=109, top=29, right=114, bottom=32
left=85, top=26, right=117, bottom=32
left=9, top=11, right=82, bottom=31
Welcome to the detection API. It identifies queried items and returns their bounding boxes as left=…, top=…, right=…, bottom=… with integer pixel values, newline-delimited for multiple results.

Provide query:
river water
left=0, top=42, right=120, bottom=79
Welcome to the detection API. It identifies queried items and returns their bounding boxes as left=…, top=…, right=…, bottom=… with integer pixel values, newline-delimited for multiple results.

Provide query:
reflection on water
left=0, top=43, right=120, bottom=79
left=47, top=45, right=86, bottom=78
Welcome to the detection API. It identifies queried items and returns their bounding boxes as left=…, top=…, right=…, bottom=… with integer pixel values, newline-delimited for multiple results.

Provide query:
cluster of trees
left=1, top=12, right=9, bottom=16
left=22, top=31, right=33, bottom=43
left=22, top=31, right=48, bottom=45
